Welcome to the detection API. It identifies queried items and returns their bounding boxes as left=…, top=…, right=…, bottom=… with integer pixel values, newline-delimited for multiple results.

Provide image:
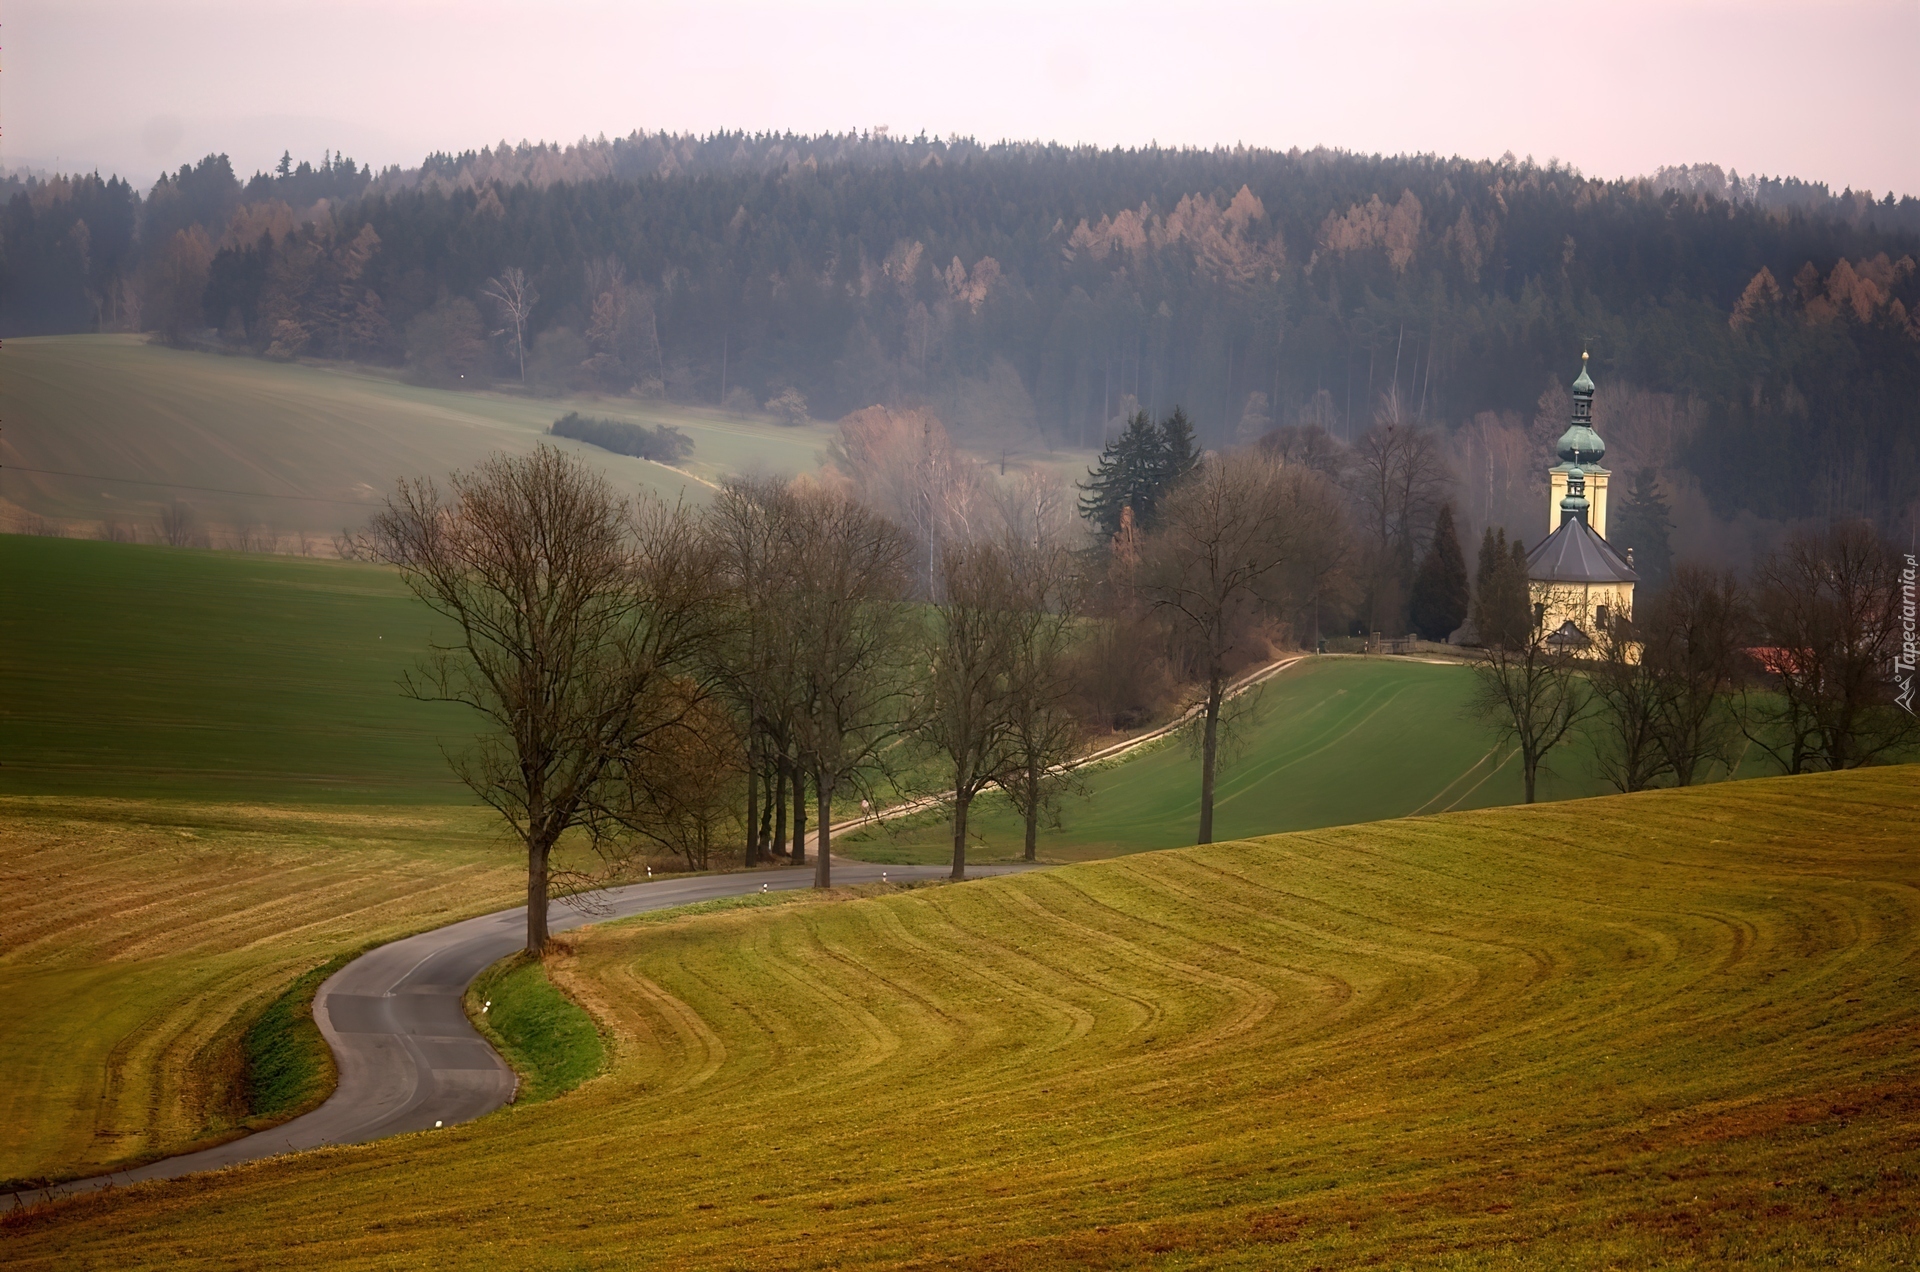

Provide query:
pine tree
left=1409, top=503, right=1470, bottom=640
left=1611, top=467, right=1674, bottom=591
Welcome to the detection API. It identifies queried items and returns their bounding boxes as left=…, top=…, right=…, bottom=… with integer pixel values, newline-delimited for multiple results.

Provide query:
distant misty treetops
left=4, top=134, right=1918, bottom=526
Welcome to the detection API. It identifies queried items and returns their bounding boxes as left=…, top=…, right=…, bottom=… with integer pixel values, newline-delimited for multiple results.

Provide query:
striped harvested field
left=9, top=767, right=1916, bottom=1269
left=0, top=799, right=523, bottom=1186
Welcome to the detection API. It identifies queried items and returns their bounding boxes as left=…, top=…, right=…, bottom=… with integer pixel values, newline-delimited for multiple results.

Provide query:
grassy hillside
left=845, top=655, right=1770, bottom=864
left=9, top=768, right=1915, bottom=1268
left=0, top=335, right=838, bottom=541
left=0, top=534, right=468, bottom=802
left=0, top=798, right=525, bottom=1187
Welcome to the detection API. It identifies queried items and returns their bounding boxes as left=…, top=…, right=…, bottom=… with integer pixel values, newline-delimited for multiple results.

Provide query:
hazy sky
left=10, top=0, right=1917, bottom=195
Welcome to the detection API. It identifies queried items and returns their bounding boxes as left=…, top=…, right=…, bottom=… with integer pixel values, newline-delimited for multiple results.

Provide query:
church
left=1524, top=353, right=1638, bottom=646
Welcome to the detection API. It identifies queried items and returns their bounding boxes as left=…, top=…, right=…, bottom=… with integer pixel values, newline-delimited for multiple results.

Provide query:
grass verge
left=465, top=953, right=605, bottom=1105
left=239, top=953, right=354, bottom=1124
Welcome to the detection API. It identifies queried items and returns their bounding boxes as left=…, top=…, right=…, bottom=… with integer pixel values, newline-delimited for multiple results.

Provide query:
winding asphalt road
left=5, top=858, right=1034, bottom=1211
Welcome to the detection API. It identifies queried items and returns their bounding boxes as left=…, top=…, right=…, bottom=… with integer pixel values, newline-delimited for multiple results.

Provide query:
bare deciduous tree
left=834, top=406, right=985, bottom=598
left=922, top=540, right=1023, bottom=879
left=1346, top=395, right=1450, bottom=635
left=1644, top=565, right=1749, bottom=785
left=1471, top=589, right=1593, bottom=803
left=1586, top=606, right=1669, bottom=793
left=785, top=487, right=916, bottom=886
left=997, top=538, right=1086, bottom=862
left=358, top=446, right=726, bottom=951
left=705, top=478, right=811, bottom=867
left=1144, top=453, right=1339, bottom=843
left=1741, top=522, right=1917, bottom=773
left=160, top=500, right=200, bottom=548
left=614, top=687, right=743, bottom=871
left=152, top=227, right=212, bottom=346
left=483, top=267, right=539, bottom=383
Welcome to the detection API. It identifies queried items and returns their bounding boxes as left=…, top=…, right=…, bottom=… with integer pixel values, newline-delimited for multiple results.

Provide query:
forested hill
left=5, top=134, right=1919, bottom=526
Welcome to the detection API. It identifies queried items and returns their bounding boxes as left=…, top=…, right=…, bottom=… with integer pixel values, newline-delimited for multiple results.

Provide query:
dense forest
left=4, top=132, right=1918, bottom=534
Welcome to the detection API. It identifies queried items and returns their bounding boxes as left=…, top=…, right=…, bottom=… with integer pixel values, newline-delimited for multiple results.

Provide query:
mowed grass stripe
left=10, top=767, right=1915, bottom=1269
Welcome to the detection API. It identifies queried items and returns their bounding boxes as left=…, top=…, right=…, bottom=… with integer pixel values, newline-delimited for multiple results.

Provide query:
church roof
left=1526, top=515, right=1638, bottom=585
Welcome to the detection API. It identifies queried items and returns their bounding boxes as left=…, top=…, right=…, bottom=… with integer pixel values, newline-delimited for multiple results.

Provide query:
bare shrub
left=160, top=501, right=202, bottom=548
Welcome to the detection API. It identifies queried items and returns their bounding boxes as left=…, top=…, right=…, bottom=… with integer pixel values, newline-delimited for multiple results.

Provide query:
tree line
left=1469, top=522, right=1918, bottom=804
left=6, top=136, right=1919, bottom=529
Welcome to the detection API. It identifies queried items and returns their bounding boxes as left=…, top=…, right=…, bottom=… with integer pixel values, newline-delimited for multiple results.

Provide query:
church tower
left=1524, top=353, right=1637, bottom=645
left=1548, top=352, right=1610, bottom=538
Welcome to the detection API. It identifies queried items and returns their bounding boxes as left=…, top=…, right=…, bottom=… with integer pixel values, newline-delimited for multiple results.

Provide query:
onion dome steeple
left=1556, top=350, right=1606, bottom=467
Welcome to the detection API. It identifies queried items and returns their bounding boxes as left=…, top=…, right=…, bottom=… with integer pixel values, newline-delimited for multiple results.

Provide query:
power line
left=0, top=464, right=381, bottom=506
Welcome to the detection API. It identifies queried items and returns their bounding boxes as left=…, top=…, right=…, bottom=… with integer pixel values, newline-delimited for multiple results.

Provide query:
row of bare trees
left=11, top=502, right=325, bottom=553
left=359, top=439, right=1363, bottom=949
left=1473, top=523, right=1917, bottom=802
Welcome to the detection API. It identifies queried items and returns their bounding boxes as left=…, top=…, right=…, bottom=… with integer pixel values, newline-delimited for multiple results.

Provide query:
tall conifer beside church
left=1525, top=354, right=1638, bottom=645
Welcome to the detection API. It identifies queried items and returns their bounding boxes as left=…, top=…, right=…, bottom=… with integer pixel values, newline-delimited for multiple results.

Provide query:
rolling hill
left=0, top=335, right=840, bottom=543
left=7, top=767, right=1915, bottom=1269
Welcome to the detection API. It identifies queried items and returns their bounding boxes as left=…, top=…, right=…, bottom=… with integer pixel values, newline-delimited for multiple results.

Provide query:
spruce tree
left=1474, top=526, right=1501, bottom=605
left=1078, top=410, right=1161, bottom=536
left=1470, top=527, right=1532, bottom=649
left=1611, top=466, right=1674, bottom=591
left=1156, top=406, right=1200, bottom=492
left=1409, top=503, right=1470, bottom=640
left=1078, top=407, right=1201, bottom=536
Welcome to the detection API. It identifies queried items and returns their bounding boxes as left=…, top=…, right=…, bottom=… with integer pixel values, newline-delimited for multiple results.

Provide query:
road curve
left=6, top=859, right=1033, bottom=1210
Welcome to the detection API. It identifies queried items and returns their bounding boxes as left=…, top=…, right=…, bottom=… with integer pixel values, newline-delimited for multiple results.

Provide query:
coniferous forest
left=5, top=132, right=1918, bottom=533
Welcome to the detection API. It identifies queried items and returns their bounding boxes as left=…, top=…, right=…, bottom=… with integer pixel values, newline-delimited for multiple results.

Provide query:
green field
left=0, top=335, right=840, bottom=541
left=7, top=768, right=1915, bottom=1269
left=845, top=655, right=1767, bottom=864
left=2, top=534, right=467, bottom=802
